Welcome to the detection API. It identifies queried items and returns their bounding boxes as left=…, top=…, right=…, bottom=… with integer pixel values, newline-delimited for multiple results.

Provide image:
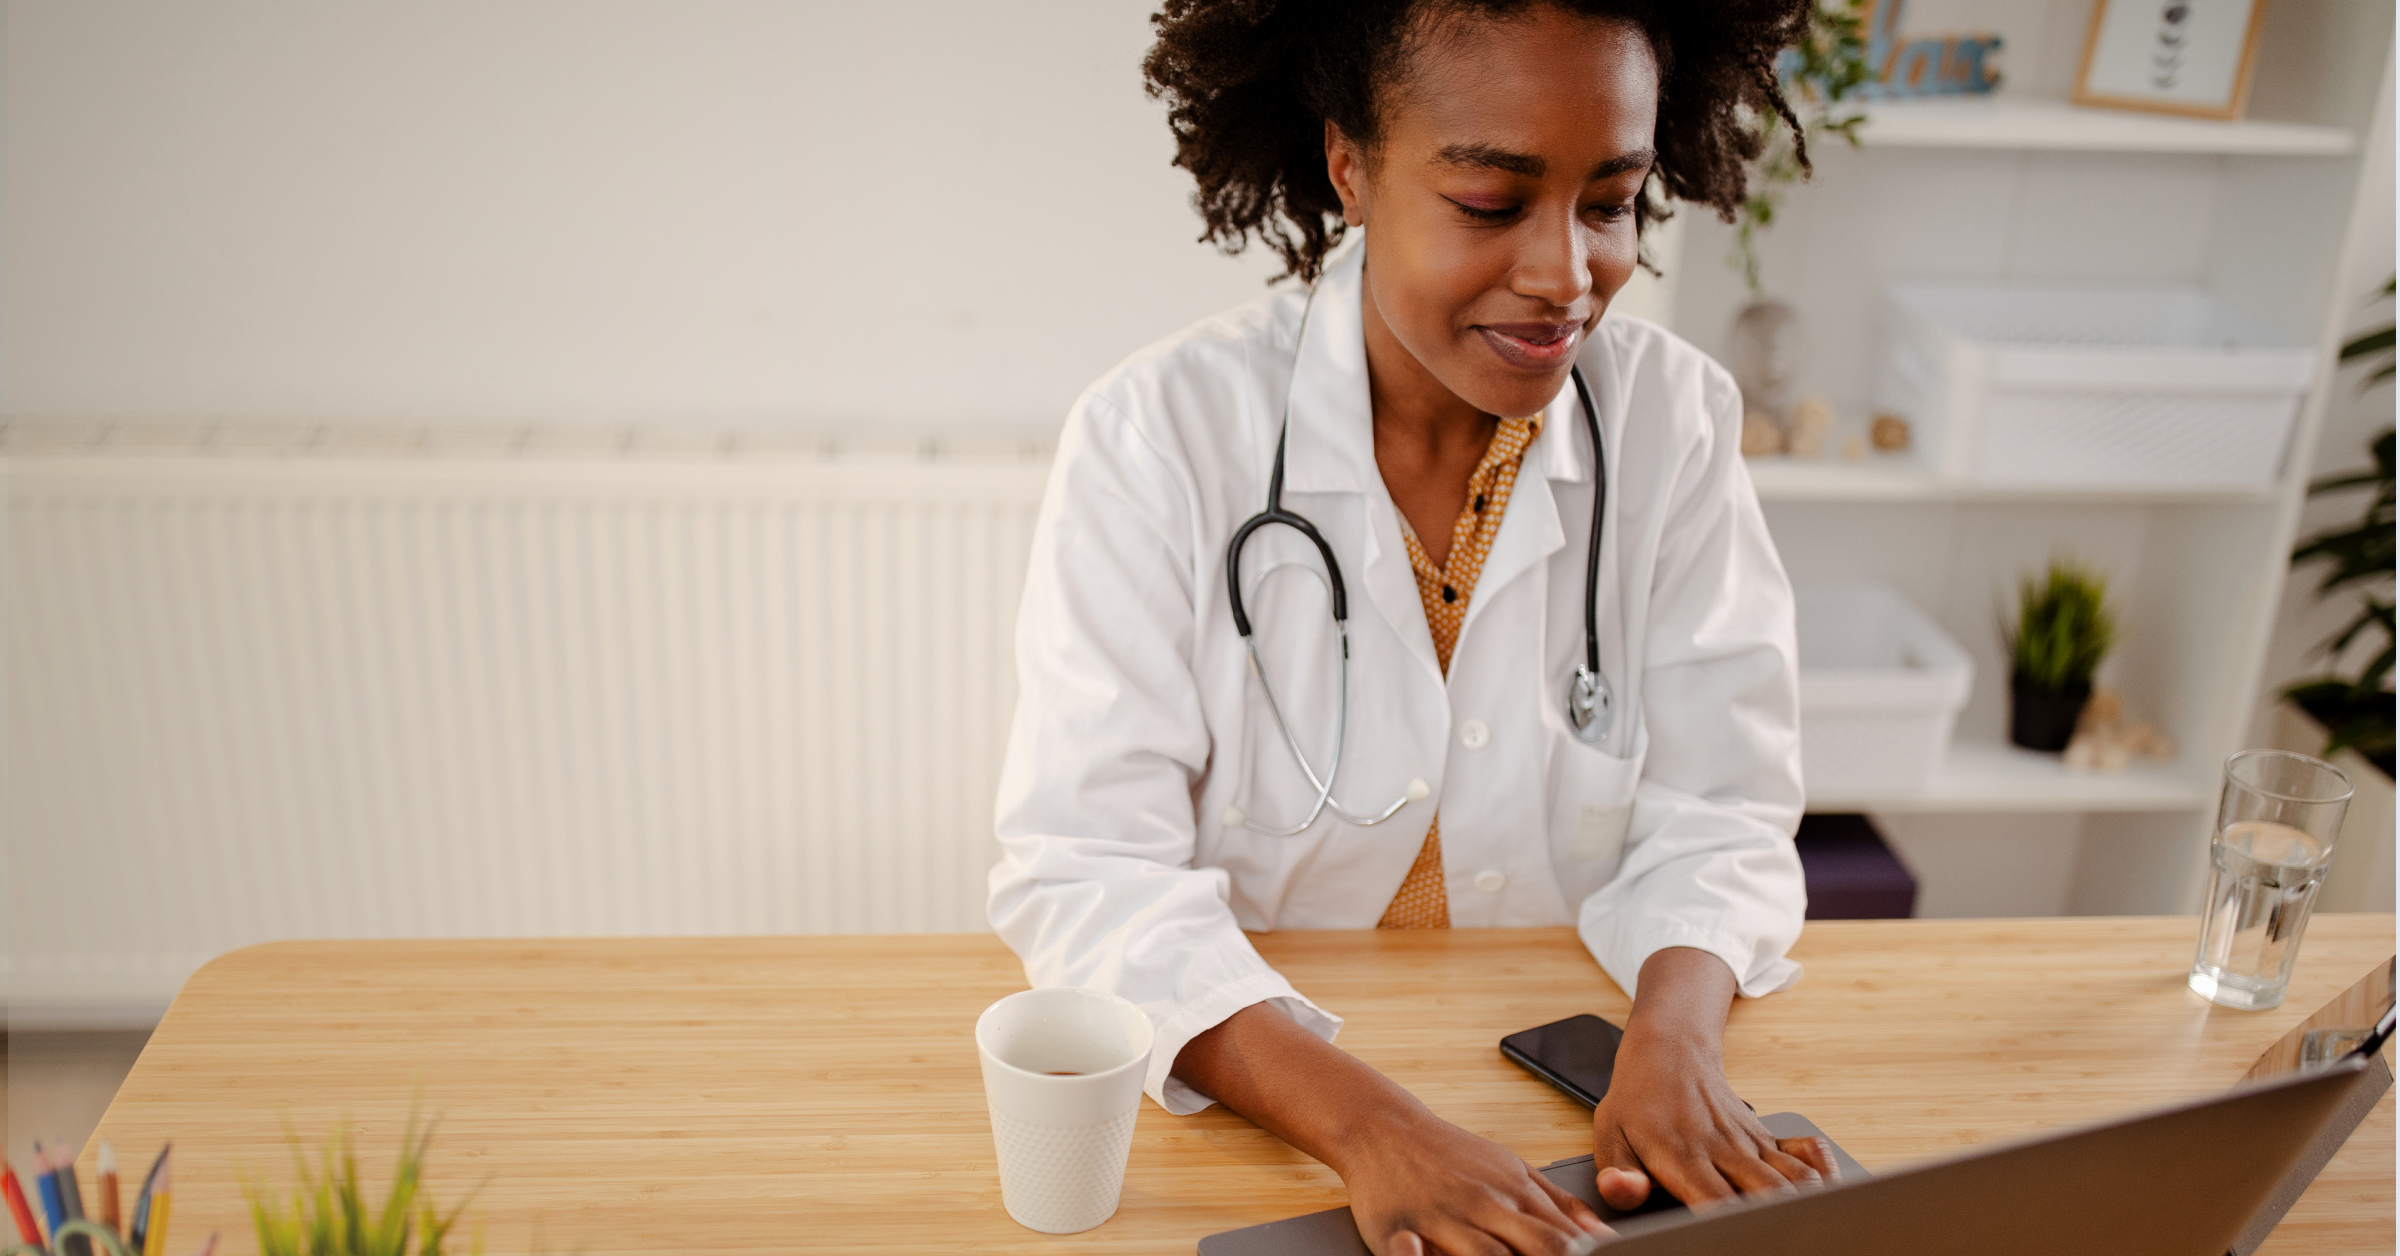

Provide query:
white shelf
left=1853, top=96, right=2354, bottom=156
left=1745, top=456, right=2283, bottom=504
left=1808, top=737, right=2214, bottom=814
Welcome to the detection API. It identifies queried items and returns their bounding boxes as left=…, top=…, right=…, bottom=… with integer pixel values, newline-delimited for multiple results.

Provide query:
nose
left=1510, top=204, right=1593, bottom=310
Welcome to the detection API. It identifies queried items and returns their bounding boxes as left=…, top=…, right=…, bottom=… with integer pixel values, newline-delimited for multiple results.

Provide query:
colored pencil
left=97, top=1142, right=122, bottom=1237
left=0, top=1159, right=41, bottom=1245
left=137, top=1154, right=169, bottom=1256
left=190, top=1235, right=216, bottom=1256
left=52, top=1142, right=90, bottom=1256
left=128, top=1145, right=170, bottom=1255
left=32, top=1143, right=65, bottom=1240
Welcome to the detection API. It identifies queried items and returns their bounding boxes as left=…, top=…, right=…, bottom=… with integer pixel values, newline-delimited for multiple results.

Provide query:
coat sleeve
left=1575, top=360, right=1808, bottom=1001
left=988, top=389, right=1341, bottom=1115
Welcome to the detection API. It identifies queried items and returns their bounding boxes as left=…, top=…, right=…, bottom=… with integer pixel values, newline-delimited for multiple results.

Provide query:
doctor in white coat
left=991, top=3, right=1829, bottom=1253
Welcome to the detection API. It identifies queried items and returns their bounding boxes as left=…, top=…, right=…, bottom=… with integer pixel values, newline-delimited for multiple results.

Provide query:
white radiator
left=2, top=427, right=1053, bottom=1023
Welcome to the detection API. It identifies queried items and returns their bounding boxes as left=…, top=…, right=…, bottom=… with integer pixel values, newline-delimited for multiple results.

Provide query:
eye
left=1444, top=196, right=1520, bottom=223
left=1588, top=202, right=1635, bottom=224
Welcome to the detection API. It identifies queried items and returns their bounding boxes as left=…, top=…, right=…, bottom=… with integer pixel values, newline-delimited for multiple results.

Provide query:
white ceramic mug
left=975, top=986, right=1155, bottom=1233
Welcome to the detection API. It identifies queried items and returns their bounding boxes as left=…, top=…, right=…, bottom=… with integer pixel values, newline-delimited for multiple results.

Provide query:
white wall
left=3, top=2, right=1299, bottom=432
left=0, top=2, right=1698, bottom=434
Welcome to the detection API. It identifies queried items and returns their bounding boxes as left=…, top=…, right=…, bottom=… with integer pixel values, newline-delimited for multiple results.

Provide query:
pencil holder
left=6, top=1220, right=138, bottom=1256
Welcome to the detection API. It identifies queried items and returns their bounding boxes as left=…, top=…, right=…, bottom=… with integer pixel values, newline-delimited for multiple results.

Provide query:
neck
left=1361, top=266, right=1492, bottom=460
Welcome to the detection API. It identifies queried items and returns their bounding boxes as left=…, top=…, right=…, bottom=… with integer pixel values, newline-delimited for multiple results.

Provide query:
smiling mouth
left=1476, top=321, right=1582, bottom=369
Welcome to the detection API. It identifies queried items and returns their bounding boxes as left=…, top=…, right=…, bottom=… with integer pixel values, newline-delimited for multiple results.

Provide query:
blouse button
left=1459, top=719, right=1490, bottom=749
left=1474, top=869, right=1506, bottom=893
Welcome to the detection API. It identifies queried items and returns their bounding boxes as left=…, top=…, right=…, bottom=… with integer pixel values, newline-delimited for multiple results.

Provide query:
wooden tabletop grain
left=78, top=917, right=2395, bottom=1255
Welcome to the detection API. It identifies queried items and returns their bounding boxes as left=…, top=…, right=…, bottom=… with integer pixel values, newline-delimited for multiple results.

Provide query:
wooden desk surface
left=81, top=917, right=2394, bottom=1255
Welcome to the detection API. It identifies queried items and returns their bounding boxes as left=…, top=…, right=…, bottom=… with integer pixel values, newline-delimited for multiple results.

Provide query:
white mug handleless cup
left=975, top=986, right=1156, bottom=1234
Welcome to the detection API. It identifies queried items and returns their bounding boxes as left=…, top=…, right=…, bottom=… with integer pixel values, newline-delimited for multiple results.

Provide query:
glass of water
left=2189, top=749, right=2353, bottom=1010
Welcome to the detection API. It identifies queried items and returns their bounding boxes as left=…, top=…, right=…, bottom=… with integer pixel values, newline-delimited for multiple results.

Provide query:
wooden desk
left=81, top=917, right=2393, bottom=1254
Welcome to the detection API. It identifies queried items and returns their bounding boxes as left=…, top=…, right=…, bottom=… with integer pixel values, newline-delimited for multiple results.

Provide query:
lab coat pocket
left=1545, top=735, right=1643, bottom=913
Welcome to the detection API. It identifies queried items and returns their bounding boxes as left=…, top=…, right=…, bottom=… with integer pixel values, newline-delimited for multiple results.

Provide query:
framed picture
left=2073, top=0, right=2268, bottom=121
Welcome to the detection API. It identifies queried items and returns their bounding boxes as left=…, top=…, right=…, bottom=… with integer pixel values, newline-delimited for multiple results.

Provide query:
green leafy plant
left=2337, top=277, right=2395, bottom=388
left=246, top=1114, right=486, bottom=1256
left=2007, top=558, right=2117, bottom=694
left=1731, top=0, right=1875, bottom=295
left=2282, top=280, right=2394, bottom=775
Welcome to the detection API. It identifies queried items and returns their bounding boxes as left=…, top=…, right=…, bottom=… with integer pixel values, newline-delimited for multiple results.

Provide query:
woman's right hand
left=1332, top=1107, right=1612, bottom=1256
left=1177, top=1003, right=1613, bottom=1255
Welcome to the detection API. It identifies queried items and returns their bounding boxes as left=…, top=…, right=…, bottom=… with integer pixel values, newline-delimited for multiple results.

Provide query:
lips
left=1476, top=321, right=1582, bottom=370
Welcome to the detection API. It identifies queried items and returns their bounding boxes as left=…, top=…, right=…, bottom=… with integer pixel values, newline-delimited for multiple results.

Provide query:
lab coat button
left=1459, top=719, right=1490, bottom=749
left=1474, top=869, right=1506, bottom=893
left=1221, top=805, right=1245, bottom=829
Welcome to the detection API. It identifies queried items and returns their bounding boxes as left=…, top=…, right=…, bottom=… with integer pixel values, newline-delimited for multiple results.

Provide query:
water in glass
left=2189, top=820, right=2333, bottom=1010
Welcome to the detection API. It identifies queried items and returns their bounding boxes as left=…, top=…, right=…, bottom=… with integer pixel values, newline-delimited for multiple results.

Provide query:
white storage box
left=1795, top=582, right=1973, bottom=797
left=1877, top=284, right=2315, bottom=489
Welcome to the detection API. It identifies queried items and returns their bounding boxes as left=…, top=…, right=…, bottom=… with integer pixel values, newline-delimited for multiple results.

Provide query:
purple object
left=1796, top=813, right=1919, bottom=920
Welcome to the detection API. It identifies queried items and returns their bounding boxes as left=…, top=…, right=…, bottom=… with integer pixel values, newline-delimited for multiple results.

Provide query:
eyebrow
left=1433, top=143, right=1657, bottom=181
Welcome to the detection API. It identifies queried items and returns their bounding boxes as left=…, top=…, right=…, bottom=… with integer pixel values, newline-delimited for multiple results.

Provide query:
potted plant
left=2005, top=558, right=2117, bottom=752
left=1728, top=0, right=1874, bottom=295
left=1722, top=0, right=1873, bottom=444
left=2282, top=279, right=2395, bottom=780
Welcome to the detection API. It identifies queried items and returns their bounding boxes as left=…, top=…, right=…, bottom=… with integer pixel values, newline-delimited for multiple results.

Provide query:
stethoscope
left=1223, top=297, right=1612, bottom=837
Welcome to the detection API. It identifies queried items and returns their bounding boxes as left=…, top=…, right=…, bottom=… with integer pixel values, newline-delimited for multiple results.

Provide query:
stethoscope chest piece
left=1567, top=663, right=1613, bottom=744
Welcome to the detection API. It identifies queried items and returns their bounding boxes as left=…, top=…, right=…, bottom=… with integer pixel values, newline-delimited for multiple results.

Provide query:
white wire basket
left=1795, top=582, right=1973, bottom=797
left=1876, top=284, right=2316, bottom=489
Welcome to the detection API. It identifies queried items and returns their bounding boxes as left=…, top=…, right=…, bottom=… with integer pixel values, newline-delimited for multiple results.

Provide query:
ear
left=1324, top=119, right=1368, bottom=227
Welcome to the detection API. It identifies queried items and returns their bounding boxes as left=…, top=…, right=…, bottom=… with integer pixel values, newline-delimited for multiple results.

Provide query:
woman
left=991, top=2, right=1827, bottom=1251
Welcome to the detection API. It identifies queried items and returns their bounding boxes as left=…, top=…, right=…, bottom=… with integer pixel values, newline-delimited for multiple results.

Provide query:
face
left=1327, top=5, right=1659, bottom=421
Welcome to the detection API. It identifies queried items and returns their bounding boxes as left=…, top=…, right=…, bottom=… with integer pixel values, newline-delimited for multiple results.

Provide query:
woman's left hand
left=1588, top=947, right=1838, bottom=1211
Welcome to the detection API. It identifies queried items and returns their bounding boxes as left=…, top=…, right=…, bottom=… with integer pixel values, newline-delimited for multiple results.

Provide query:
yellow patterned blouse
left=1376, top=411, right=1545, bottom=930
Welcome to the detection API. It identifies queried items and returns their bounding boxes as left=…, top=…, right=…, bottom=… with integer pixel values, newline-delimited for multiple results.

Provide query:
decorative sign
left=2074, top=0, right=2269, bottom=120
left=1856, top=0, right=2004, bottom=98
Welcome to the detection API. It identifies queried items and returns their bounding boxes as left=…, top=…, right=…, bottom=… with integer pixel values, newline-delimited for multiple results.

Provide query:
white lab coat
left=989, top=240, right=1805, bottom=1115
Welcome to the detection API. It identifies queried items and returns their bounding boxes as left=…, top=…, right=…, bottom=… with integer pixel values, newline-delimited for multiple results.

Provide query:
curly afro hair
left=1142, top=0, right=1814, bottom=282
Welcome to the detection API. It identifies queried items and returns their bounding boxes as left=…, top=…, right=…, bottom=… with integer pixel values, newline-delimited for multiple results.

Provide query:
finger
left=1418, top=1217, right=1513, bottom=1256
left=1590, top=1119, right=1651, bottom=1210
left=1483, top=1174, right=1602, bottom=1256
left=1510, top=1172, right=1592, bottom=1236
left=1533, top=1172, right=1612, bottom=1237
left=1594, top=1166, right=1650, bottom=1211
left=1385, top=1230, right=1427, bottom=1256
left=1778, top=1136, right=1839, bottom=1182
left=1757, top=1145, right=1823, bottom=1189
left=1480, top=1210, right=1591, bottom=1256
left=1648, top=1153, right=1739, bottom=1209
left=1711, top=1140, right=1797, bottom=1198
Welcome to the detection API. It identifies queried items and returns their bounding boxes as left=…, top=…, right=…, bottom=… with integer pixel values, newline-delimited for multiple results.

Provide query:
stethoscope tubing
left=1225, top=288, right=1611, bottom=836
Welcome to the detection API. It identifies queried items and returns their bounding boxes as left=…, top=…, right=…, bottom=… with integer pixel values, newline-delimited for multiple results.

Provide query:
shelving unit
left=1853, top=96, right=2355, bottom=155
left=1652, top=2, right=2394, bottom=915
left=1744, top=457, right=2285, bottom=505
left=1805, top=735, right=2214, bottom=814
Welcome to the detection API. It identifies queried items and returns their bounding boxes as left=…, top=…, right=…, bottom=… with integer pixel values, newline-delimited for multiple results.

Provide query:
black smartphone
left=1499, top=1013, right=1622, bottom=1109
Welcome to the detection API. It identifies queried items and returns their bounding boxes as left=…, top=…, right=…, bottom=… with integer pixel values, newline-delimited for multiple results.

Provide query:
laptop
left=1197, top=1053, right=2387, bottom=1255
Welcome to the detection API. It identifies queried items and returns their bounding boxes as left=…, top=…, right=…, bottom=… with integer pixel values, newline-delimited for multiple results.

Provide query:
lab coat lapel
left=1459, top=374, right=1582, bottom=642
left=1280, top=239, right=1444, bottom=687
left=1281, top=239, right=1377, bottom=498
